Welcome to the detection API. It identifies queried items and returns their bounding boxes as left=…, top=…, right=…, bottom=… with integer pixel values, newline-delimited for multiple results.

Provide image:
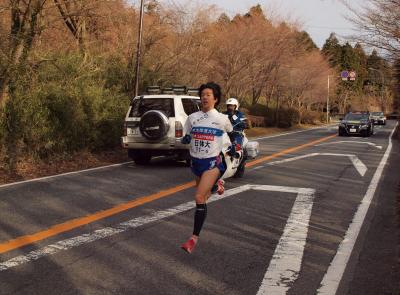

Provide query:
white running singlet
left=184, top=109, right=233, bottom=159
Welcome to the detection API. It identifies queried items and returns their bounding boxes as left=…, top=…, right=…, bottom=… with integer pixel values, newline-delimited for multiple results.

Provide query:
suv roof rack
left=147, top=86, right=161, bottom=94
left=186, top=87, right=198, bottom=96
left=145, top=85, right=199, bottom=96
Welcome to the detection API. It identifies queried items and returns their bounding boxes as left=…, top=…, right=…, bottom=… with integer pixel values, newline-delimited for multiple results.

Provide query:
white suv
left=121, top=88, right=201, bottom=165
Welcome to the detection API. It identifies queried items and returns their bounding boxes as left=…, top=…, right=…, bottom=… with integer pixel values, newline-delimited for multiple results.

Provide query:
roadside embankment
left=0, top=123, right=328, bottom=186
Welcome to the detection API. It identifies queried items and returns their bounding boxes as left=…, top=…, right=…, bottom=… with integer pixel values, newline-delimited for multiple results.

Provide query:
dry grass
left=0, top=148, right=129, bottom=185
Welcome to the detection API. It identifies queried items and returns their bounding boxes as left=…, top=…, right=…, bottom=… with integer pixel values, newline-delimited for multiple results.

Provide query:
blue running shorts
left=190, top=155, right=225, bottom=177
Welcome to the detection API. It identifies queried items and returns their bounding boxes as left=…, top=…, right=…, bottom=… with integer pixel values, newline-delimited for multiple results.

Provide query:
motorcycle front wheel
left=233, top=152, right=247, bottom=178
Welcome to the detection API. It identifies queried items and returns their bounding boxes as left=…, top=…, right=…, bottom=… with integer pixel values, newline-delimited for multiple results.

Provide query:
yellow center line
left=0, top=133, right=336, bottom=254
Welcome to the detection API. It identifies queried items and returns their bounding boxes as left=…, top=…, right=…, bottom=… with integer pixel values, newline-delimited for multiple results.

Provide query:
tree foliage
left=322, top=34, right=394, bottom=113
left=0, top=1, right=334, bottom=171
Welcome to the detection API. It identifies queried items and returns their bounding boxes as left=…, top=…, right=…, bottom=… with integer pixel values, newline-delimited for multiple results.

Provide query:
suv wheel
left=128, top=150, right=152, bottom=165
left=139, top=110, right=170, bottom=140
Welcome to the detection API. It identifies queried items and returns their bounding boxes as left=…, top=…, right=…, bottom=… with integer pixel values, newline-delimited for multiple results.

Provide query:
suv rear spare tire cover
left=139, top=110, right=170, bottom=140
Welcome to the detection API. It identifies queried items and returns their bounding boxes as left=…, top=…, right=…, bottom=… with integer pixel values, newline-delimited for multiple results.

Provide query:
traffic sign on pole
left=341, top=71, right=349, bottom=81
left=349, top=71, right=356, bottom=81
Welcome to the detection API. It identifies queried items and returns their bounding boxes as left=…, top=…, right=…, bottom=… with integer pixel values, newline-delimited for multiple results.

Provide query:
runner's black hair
left=198, top=82, right=222, bottom=106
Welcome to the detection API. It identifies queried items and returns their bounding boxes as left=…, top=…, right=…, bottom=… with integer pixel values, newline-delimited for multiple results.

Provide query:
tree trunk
left=0, top=1, right=41, bottom=105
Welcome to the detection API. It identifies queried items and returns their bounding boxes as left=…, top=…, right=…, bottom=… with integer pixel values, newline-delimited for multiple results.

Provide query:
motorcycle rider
left=180, top=82, right=234, bottom=254
left=224, top=98, right=247, bottom=155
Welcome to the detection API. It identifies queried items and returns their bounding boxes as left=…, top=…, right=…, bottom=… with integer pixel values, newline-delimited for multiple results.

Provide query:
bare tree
left=344, top=0, right=400, bottom=59
left=0, top=0, right=47, bottom=104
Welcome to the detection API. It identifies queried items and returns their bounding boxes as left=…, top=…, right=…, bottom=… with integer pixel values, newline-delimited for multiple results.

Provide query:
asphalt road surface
left=0, top=121, right=399, bottom=295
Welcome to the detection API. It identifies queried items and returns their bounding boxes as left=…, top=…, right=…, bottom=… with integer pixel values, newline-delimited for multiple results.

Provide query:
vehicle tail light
left=175, top=121, right=183, bottom=138
left=123, top=122, right=127, bottom=136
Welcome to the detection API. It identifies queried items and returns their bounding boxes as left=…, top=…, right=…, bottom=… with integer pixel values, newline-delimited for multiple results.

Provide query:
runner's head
left=199, top=82, right=221, bottom=110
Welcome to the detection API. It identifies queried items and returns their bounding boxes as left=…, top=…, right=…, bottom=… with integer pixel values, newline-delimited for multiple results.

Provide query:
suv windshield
left=344, top=113, right=369, bottom=121
left=129, top=97, right=175, bottom=117
left=371, top=112, right=383, bottom=116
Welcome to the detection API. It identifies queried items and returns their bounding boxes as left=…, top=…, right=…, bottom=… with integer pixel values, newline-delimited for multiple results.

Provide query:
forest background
left=0, top=0, right=398, bottom=174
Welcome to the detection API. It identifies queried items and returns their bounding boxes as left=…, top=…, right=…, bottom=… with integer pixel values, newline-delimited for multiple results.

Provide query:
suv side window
left=182, top=99, right=201, bottom=115
left=129, top=98, right=175, bottom=117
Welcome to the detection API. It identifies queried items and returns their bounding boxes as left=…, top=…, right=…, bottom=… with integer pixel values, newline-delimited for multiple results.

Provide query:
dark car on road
left=338, top=112, right=374, bottom=137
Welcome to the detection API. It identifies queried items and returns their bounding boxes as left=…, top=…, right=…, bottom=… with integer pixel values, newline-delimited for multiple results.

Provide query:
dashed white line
left=317, top=122, right=398, bottom=294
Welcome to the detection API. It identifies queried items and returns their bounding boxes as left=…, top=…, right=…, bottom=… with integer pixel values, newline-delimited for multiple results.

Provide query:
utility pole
left=327, top=75, right=330, bottom=123
left=134, top=0, right=145, bottom=97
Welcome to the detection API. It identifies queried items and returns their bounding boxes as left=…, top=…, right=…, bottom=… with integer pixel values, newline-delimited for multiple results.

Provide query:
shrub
left=300, top=110, right=322, bottom=124
left=0, top=54, right=130, bottom=163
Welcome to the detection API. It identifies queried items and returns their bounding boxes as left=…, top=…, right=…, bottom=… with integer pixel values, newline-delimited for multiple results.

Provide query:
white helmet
left=226, top=98, right=239, bottom=109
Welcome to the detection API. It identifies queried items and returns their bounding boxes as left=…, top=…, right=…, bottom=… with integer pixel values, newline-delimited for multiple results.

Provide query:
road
left=0, top=121, right=398, bottom=295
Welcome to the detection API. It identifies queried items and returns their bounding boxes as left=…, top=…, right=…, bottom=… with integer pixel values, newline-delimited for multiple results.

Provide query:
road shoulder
left=345, top=122, right=400, bottom=294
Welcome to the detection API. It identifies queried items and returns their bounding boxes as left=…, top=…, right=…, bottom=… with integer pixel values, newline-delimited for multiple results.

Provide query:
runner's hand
left=181, top=134, right=191, bottom=144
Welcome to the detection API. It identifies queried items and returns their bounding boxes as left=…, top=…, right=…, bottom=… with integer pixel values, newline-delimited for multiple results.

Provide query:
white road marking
left=0, top=183, right=315, bottom=295
left=0, top=185, right=250, bottom=272
left=253, top=124, right=336, bottom=141
left=0, top=161, right=133, bottom=189
left=252, top=165, right=265, bottom=170
left=317, top=122, right=398, bottom=295
left=316, top=141, right=382, bottom=150
left=254, top=186, right=316, bottom=295
left=268, top=153, right=368, bottom=177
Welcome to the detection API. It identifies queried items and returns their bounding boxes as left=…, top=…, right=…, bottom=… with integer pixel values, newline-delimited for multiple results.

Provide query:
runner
left=180, top=82, right=234, bottom=254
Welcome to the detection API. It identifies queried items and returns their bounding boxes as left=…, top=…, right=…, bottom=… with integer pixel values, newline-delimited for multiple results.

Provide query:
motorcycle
left=220, top=119, right=259, bottom=179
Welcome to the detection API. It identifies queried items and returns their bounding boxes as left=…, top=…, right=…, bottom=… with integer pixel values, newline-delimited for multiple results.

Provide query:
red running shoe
left=181, top=237, right=197, bottom=254
left=216, top=179, right=225, bottom=195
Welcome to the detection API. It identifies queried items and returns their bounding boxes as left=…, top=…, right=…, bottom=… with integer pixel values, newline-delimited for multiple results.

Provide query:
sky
left=161, top=0, right=365, bottom=49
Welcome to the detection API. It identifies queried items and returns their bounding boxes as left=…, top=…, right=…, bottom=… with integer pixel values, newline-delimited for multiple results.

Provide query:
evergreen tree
left=322, top=33, right=341, bottom=67
left=245, top=4, right=265, bottom=19
left=217, top=13, right=231, bottom=25
left=296, top=31, right=318, bottom=52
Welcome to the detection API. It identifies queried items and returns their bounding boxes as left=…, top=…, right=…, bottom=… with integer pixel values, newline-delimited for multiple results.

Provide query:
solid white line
left=316, top=141, right=382, bottom=150
left=268, top=153, right=367, bottom=177
left=317, top=122, right=398, bottom=295
left=252, top=124, right=336, bottom=141
left=0, top=161, right=133, bottom=189
left=256, top=188, right=315, bottom=295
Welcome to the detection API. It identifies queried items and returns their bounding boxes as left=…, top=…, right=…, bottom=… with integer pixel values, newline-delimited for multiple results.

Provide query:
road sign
left=341, top=71, right=349, bottom=81
left=349, top=71, right=356, bottom=81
